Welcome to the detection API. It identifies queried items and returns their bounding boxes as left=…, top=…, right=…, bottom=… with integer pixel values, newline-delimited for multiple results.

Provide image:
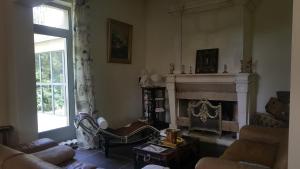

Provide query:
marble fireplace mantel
left=166, top=73, right=257, bottom=132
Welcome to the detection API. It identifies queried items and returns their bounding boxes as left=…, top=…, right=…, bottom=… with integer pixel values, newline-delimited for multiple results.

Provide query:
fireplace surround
left=166, top=73, right=257, bottom=140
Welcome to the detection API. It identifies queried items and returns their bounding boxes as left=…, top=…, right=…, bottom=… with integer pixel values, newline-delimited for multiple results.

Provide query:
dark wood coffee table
left=133, top=141, right=196, bottom=169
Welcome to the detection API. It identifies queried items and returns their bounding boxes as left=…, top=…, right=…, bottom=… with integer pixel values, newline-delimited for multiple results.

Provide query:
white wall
left=89, top=0, right=146, bottom=128
left=289, top=0, right=300, bottom=168
left=0, top=2, right=9, bottom=125
left=253, top=0, right=292, bottom=112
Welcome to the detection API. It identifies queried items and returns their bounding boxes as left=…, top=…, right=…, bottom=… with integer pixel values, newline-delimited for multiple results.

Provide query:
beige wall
left=144, top=0, right=250, bottom=74
left=144, top=0, right=181, bottom=73
left=0, top=2, right=8, bottom=125
left=289, top=0, right=300, bottom=167
left=253, top=0, right=292, bottom=112
left=89, top=0, right=146, bottom=128
left=5, top=1, right=38, bottom=143
left=145, top=0, right=292, bottom=113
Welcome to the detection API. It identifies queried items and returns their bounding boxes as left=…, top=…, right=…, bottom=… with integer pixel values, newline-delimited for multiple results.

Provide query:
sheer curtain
left=73, top=0, right=98, bottom=149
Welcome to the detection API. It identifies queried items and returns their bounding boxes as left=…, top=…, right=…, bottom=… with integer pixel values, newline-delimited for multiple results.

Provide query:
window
left=33, top=4, right=69, bottom=30
left=33, top=3, right=74, bottom=133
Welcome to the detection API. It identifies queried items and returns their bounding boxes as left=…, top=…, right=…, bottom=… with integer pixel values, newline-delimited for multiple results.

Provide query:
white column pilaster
left=166, top=75, right=177, bottom=129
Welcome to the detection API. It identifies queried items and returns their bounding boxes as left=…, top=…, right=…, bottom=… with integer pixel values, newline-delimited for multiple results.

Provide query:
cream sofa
left=195, top=126, right=288, bottom=169
left=0, top=144, right=60, bottom=169
left=0, top=138, right=97, bottom=169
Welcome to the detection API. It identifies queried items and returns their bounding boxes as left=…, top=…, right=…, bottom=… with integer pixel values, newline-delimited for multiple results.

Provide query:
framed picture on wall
left=107, top=18, right=133, bottom=64
left=195, top=48, right=219, bottom=73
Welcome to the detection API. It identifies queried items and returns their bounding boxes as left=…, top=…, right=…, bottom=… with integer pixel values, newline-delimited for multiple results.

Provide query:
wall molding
left=168, top=0, right=261, bottom=14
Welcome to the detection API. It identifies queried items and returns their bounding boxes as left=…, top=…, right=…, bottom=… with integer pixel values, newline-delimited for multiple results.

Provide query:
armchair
left=195, top=126, right=288, bottom=169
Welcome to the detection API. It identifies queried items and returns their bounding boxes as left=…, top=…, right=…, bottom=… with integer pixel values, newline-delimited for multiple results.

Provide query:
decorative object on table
left=107, top=18, right=132, bottom=64
left=180, top=64, right=185, bottom=74
left=142, top=144, right=168, bottom=153
left=142, top=87, right=168, bottom=130
left=133, top=141, right=196, bottom=169
left=161, top=137, right=184, bottom=148
left=223, top=64, right=228, bottom=73
left=165, top=129, right=179, bottom=144
left=187, top=99, right=222, bottom=136
left=169, top=63, right=175, bottom=74
left=189, top=65, right=193, bottom=74
left=195, top=48, right=219, bottom=73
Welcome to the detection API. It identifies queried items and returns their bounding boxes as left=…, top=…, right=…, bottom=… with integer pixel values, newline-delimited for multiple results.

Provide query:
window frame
left=33, top=2, right=75, bottom=140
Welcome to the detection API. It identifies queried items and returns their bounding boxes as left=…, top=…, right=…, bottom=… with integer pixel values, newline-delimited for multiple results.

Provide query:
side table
left=133, top=141, right=196, bottom=169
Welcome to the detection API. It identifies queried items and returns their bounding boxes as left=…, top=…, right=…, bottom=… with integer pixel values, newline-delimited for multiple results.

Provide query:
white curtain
left=73, top=0, right=98, bottom=149
left=73, top=0, right=96, bottom=116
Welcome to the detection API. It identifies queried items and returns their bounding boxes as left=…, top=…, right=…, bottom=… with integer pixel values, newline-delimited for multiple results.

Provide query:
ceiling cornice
left=168, top=0, right=261, bottom=14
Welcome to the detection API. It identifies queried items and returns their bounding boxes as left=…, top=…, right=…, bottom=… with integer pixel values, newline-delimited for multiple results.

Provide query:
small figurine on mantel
left=169, top=63, right=175, bottom=74
left=223, top=64, right=228, bottom=73
left=240, top=58, right=253, bottom=73
left=246, top=59, right=253, bottom=73
left=189, top=65, right=193, bottom=74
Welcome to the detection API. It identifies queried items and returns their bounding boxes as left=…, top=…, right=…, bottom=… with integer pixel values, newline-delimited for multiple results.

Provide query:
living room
left=0, top=0, right=300, bottom=169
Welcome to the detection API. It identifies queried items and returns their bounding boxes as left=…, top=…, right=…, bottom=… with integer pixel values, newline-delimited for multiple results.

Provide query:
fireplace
left=166, top=73, right=257, bottom=142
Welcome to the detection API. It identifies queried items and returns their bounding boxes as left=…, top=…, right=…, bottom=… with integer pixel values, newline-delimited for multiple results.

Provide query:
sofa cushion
left=3, top=153, right=60, bottom=169
left=16, top=138, right=58, bottom=153
left=32, top=145, right=75, bottom=165
left=0, top=145, right=23, bottom=167
left=220, top=140, right=277, bottom=168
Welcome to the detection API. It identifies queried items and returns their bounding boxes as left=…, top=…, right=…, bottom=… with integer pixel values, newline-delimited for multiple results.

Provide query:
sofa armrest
left=195, top=157, right=240, bottom=169
left=239, top=126, right=288, bottom=145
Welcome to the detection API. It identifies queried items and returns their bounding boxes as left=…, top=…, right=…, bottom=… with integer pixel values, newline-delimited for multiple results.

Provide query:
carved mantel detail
left=166, top=73, right=257, bottom=131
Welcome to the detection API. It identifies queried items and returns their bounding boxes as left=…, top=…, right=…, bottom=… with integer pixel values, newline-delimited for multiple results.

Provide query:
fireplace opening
left=178, top=99, right=237, bottom=137
left=179, top=99, right=236, bottom=121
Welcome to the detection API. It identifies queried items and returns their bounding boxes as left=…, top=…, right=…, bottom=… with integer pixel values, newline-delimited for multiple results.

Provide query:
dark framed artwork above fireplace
left=195, top=48, right=219, bottom=73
